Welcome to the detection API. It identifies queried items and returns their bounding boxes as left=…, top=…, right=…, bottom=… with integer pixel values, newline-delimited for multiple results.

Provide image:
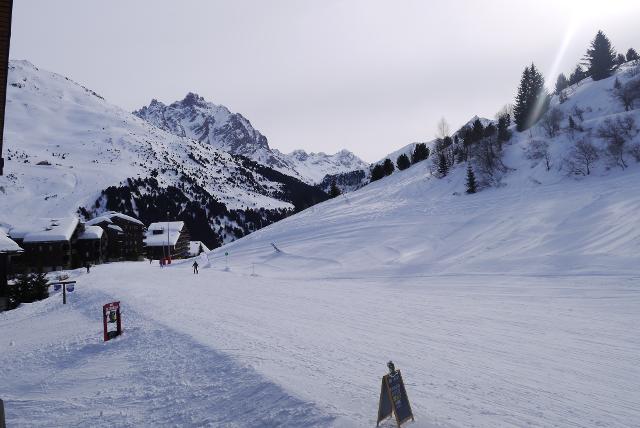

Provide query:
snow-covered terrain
left=2, top=60, right=640, bottom=427
left=1, top=154, right=639, bottom=427
left=134, top=95, right=368, bottom=184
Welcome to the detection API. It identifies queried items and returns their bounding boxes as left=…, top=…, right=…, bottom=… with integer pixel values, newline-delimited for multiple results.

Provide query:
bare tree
left=612, top=77, right=640, bottom=111
left=436, top=117, right=450, bottom=139
left=566, top=139, right=599, bottom=175
left=540, top=107, right=565, bottom=138
left=597, top=116, right=636, bottom=169
left=469, top=136, right=508, bottom=183
left=526, top=140, right=551, bottom=171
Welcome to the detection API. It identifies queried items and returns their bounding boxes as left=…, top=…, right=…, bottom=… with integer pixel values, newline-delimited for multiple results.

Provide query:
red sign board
left=103, top=301, right=122, bottom=341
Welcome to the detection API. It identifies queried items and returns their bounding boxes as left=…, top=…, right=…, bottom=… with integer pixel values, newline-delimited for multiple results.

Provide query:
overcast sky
left=9, top=0, right=640, bottom=161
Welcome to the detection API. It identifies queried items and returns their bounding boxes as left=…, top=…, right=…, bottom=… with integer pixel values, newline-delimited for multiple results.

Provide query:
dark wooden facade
left=10, top=223, right=84, bottom=273
left=0, top=0, right=13, bottom=176
left=146, top=224, right=191, bottom=260
left=76, top=230, right=108, bottom=266
left=87, top=214, right=145, bottom=261
left=110, top=216, right=144, bottom=260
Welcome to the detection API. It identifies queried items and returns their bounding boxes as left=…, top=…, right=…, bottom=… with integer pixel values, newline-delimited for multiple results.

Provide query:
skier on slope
left=192, top=260, right=199, bottom=274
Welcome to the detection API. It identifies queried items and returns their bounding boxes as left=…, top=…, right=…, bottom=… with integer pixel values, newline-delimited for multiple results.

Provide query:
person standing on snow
left=192, top=260, right=199, bottom=274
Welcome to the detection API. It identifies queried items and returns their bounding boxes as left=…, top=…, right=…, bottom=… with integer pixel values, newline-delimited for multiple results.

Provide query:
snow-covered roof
left=189, top=241, right=210, bottom=256
left=86, top=211, right=144, bottom=226
left=107, top=224, right=124, bottom=233
left=145, top=221, right=185, bottom=247
left=0, top=232, right=23, bottom=253
left=78, top=225, right=104, bottom=240
left=10, top=217, right=80, bottom=243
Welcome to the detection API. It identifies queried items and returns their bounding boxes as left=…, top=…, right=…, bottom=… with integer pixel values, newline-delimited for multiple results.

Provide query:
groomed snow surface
left=2, top=156, right=639, bottom=427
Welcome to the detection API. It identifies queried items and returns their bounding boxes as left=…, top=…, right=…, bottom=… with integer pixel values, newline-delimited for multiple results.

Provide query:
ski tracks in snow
left=0, top=287, right=335, bottom=427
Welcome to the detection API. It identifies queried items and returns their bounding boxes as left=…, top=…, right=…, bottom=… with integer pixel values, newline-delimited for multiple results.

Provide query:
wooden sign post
left=50, top=280, right=76, bottom=305
left=377, top=361, right=414, bottom=427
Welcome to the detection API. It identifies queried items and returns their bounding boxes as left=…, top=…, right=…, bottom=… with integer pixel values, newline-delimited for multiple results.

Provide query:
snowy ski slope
left=1, top=63, right=640, bottom=427
left=1, top=152, right=639, bottom=427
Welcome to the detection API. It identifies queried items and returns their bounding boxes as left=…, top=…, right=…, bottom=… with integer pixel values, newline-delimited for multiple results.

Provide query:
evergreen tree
left=465, top=164, right=477, bottom=194
left=8, top=273, right=49, bottom=309
left=555, top=73, right=569, bottom=94
left=483, top=123, right=496, bottom=138
left=411, top=143, right=430, bottom=164
left=568, top=115, right=576, bottom=130
left=497, top=113, right=511, bottom=142
left=568, top=64, right=586, bottom=86
left=513, top=63, right=550, bottom=132
left=370, top=164, right=385, bottom=181
left=585, top=30, right=617, bottom=81
left=382, top=158, right=395, bottom=176
left=471, top=118, right=485, bottom=142
left=396, top=153, right=411, bottom=170
left=329, top=180, right=341, bottom=197
left=437, top=153, right=448, bottom=177
left=616, top=53, right=627, bottom=65
left=627, top=48, right=639, bottom=62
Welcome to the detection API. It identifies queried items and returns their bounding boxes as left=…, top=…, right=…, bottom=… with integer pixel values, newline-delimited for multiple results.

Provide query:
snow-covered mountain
left=134, top=94, right=368, bottom=183
left=0, top=60, right=328, bottom=248
left=276, top=148, right=369, bottom=184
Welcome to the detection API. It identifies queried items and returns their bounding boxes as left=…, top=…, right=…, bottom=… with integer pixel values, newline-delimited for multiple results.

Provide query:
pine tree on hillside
left=497, top=113, right=511, bottom=143
left=483, top=123, right=496, bottom=138
left=514, top=63, right=550, bottom=132
left=370, top=164, right=385, bottom=181
left=471, top=119, right=485, bottom=142
left=382, top=158, right=395, bottom=176
left=568, top=64, right=586, bottom=86
left=465, top=164, right=477, bottom=194
left=627, top=48, right=639, bottom=62
left=616, top=53, right=627, bottom=66
left=437, top=153, right=448, bottom=177
left=555, top=73, right=569, bottom=95
left=585, top=30, right=617, bottom=81
left=411, top=143, right=430, bottom=164
left=329, top=180, right=341, bottom=198
left=396, top=153, right=411, bottom=170
left=568, top=115, right=576, bottom=130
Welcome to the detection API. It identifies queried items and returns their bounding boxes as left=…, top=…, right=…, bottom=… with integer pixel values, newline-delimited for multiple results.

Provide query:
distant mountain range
left=134, top=93, right=368, bottom=184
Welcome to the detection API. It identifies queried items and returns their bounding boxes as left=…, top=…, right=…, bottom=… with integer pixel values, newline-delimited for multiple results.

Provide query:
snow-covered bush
left=7, top=273, right=49, bottom=310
